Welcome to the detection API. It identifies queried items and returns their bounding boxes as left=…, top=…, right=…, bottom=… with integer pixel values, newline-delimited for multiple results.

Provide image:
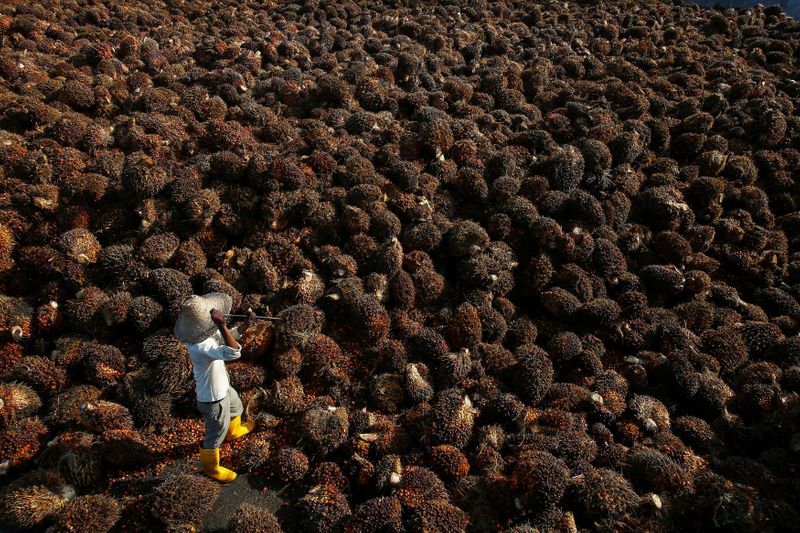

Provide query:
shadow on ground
left=203, top=473, right=285, bottom=532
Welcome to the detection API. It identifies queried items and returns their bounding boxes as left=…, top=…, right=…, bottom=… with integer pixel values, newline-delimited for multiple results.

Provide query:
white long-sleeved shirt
left=186, top=327, right=242, bottom=402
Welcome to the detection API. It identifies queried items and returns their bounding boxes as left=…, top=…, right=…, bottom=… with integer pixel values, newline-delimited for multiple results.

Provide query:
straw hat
left=173, top=292, right=232, bottom=344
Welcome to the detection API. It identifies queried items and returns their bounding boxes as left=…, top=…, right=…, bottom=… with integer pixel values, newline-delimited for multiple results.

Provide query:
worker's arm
left=211, top=309, right=241, bottom=350
left=219, top=324, right=240, bottom=350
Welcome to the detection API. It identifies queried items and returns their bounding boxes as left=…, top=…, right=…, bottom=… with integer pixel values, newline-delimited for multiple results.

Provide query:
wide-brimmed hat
left=173, top=292, right=232, bottom=344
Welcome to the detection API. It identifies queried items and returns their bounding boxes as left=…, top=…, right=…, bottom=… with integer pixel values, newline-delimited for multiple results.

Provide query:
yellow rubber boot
left=225, top=416, right=255, bottom=442
left=199, top=447, right=237, bottom=483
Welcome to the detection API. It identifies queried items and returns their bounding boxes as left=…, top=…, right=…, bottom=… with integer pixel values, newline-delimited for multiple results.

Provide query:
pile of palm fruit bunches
left=1, top=0, right=799, bottom=531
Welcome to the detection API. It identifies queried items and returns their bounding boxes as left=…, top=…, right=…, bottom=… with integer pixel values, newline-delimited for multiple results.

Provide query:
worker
left=173, top=292, right=257, bottom=482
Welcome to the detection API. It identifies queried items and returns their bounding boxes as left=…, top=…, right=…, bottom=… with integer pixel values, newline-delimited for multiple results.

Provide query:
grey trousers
left=197, top=387, right=243, bottom=449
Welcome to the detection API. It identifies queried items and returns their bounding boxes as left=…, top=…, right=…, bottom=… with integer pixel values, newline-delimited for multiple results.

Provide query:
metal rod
left=224, top=314, right=281, bottom=321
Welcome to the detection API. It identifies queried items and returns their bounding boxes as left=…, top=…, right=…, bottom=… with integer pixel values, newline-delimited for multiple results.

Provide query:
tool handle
left=224, top=314, right=281, bottom=321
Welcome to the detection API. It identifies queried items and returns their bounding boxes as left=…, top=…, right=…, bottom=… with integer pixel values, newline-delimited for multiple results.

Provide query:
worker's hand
left=245, top=308, right=257, bottom=325
left=210, top=308, right=226, bottom=327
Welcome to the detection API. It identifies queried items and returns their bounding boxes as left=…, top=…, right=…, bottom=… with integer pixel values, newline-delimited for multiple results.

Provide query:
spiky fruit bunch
left=514, top=344, right=554, bottom=406
left=0, top=483, right=67, bottom=529
left=370, top=373, right=406, bottom=414
left=0, top=224, right=15, bottom=273
left=60, top=228, right=101, bottom=264
left=172, top=239, right=207, bottom=276
left=142, top=334, right=185, bottom=362
left=568, top=467, right=640, bottom=524
left=65, top=287, right=108, bottom=333
left=628, top=394, right=671, bottom=433
left=673, top=471, right=761, bottom=531
left=509, top=449, right=569, bottom=512
left=0, top=295, right=34, bottom=340
left=138, top=232, right=180, bottom=267
left=99, top=429, right=152, bottom=466
left=154, top=353, right=194, bottom=397
left=0, top=382, right=42, bottom=428
left=673, top=416, right=717, bottom=453
left=50, top=338, right=86, bottom=369
left=226, top=360, right=266, bottom=390
left=351, top=295, right=391, bottom=344
left=429, top=389, right=478, bottom=449
left=297, top=484, right=352, bottom=533
left=237, top=433, right=271, bottom=472
left=0, top=417, right=49, bottom=472
left=51, top=494, right=121, bottom=533
left=146, top=268, right=192, bottom=316
left=272, top=447, right=309, bottom=482
left=228, top=503, right=283, bottom=533
left=128, top=296, right=163, bottom=332
left=277, top=304, right=324, bottom=349
left=623, top=446, right=690, bottom=493
left=122, top=151, right=171, bottom=198
left=48, top=385, right=102, bottom=427
left=405, top=363, right=434, bottom=404
left=409, top=499, right=470, bottom=533
left=430, top=444, right=470, bottom=479
left=98, top=291, right=131, bottom=326
left=38, top=432, right=103, bottom=489
left=267, top=376, right=307, bottom=415
left=272, top=347, right=303, bottom=376
left=301, top=333, right=343, bottom=369
left=151, top=474, right=221, bottom=530
left=0, top=341, right=25, bottom=379
left=347, top=497, right=403, bottom=533
left=80, top=400, right=133, bottom=433
left=311, top=462, right=348, bottom=492
left=302, top=406, right=349, bottom=455
left=13, top=356, right=67, bottom=396
left=395, top=466, right=449, bottom=509
left=121, top=370, right=173, bottom=429
left=81, top=343, right=126, bottom=390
